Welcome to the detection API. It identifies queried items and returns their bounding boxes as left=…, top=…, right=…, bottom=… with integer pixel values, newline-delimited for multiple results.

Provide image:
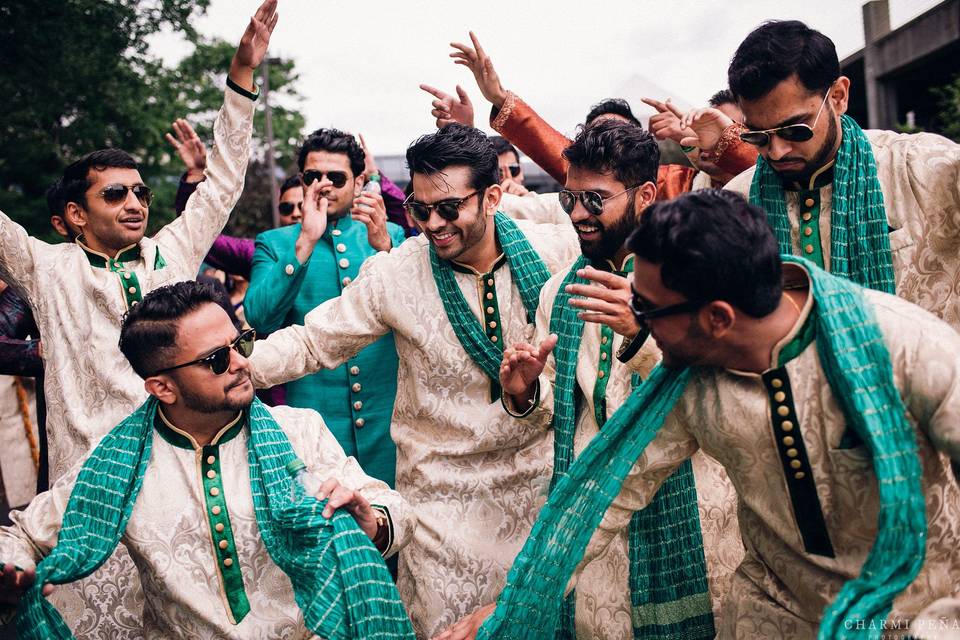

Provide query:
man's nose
left=766, top=135, right=792, bottom=161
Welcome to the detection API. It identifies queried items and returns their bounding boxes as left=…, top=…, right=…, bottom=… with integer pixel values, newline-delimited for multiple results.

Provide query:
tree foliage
left=0, top=0, right=305, bottom=242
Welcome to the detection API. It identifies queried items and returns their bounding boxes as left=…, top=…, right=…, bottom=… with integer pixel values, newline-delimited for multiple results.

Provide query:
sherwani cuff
left=370, top=504, right=396, bottom=558
left=490, top=90, right=518, bottom=131
left=710, top=124, right=759, bottom=178
left=226, top=76, right=260, bottom=101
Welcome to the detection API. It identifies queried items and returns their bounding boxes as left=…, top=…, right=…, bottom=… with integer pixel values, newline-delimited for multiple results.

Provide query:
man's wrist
left=294, top=235, right=319, bottom=263
left=184, top=169, right=206, bottom=183
left=228, top=59, right=257, bottom=94
left=491, top=89, right=507, bottom=109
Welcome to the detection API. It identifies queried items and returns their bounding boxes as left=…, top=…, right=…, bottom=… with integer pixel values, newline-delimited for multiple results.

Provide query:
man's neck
left=454, top=226, right=501, bottom=273
left=79, top=234, right=133, bottom=258
left=160, top=404, right=242, bottom=447
left=721, top=290, right=808, bottom=373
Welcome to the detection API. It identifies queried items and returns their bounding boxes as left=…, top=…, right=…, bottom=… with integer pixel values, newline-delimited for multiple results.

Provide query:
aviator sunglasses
left=558, top=185, right=639, bottom=217
left=301, top=169, right=349, bottom=189
left=403, top=190, right=480, bottom=222
left=153, top=328, right=256, bottom=376
left=499, top=164, right=521, bottom=180
left=98, top=184, right=154, bottom=207
left=739, top=88, right=831, bottom=147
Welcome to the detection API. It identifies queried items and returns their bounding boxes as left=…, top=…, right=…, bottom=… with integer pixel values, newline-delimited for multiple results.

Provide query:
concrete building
left=842, top=0, right=960, bottom=133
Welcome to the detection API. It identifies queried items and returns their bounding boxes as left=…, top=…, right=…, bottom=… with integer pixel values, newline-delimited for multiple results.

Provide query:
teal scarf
left=429, top=212, right=551, bottom=382
left=750, top=114, right=896, bottom=294
left=16, top=397, right=414, bottom=640
left=479, top=257, right=925, bottom=640
left=548, top=256, right=712, bottom=639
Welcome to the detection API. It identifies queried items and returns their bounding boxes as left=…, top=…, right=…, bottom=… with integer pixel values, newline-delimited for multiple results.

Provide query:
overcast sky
left=149, top=0, right=941, bottom=156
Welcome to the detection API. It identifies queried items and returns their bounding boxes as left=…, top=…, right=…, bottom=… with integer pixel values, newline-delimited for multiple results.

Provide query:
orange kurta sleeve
left=490, top=91, right=571, bottom=184
left=656, top=165, right=697, bottom=200
left=709, top=124, right=759, bottom=178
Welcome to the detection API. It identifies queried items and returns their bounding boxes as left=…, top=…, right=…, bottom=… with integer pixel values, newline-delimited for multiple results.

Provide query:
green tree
left=0, top=0, right=306, bottom=242
left=931, top=75, right=960, bottom=143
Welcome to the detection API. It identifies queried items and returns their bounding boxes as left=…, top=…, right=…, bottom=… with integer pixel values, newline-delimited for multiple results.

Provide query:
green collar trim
left=449, top=252, right=507, bottom=276
left=77, top=237, right=141, bottom=268
left=154, top=409, right=245, bottom=450
left=777, top=310, right=816, bottom=367
left=592, top=255, right=634, bottom=275
left=783, top=158, right=836, bottom=191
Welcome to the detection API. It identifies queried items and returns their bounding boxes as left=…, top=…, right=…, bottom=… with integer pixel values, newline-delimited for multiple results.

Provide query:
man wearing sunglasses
left=0, top=280, right=416, bottom=637
left=243, top=128, right=405, bottom=491
left=719, top=20, right=960, bottom=333
left=246, top=123, right=579, bottom=636
left=437, top=121, right=740, bottom=640
left=0, top=3, right=276, bottom=635
left=448, top=189, right=960, bottom=640
left=489, top=135, right=528, bottom=196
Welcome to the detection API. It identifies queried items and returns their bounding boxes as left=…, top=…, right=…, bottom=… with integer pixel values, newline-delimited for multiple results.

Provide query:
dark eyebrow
left=744, top=111, right=812, bottom=131
left=196, top=333, right=241, bottom=359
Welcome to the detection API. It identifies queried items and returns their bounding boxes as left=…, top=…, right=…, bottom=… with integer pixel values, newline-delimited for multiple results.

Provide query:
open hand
left=420, top=84, right=475, bottom=128
left=229, top=0, right=279, bottom=90
left=500, top=334, right=557, bottom=401
left=566, top=266, right=639, bottom=336
left=679, top=107, right=735, bottom=151
left=165, top=118, right=207, bottom=181
left=449, top=32, right=507, bottom=109
left=642, top=97, right=695, bottom=145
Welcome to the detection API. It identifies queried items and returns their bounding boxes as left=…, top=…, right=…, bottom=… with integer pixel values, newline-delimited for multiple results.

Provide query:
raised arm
left=247, top=246, right=393, bottom=388
left=152, top=0, right=278, bottom=269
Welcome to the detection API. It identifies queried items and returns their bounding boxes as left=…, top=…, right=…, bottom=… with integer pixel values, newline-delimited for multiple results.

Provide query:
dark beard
left=580, top=194, right=637, bottom=262
left=179, top=373, right=253, bottom=413
left=777, top=109, right=840, bottom=183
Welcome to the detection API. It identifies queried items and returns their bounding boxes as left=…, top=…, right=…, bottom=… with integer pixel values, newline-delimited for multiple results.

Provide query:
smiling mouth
left=574, top=223, right=601, bottom=237
left=430, top=231, right=458, bottom=246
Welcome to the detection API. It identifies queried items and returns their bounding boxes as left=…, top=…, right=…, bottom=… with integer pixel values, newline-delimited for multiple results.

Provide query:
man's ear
left=352, top=175, right=364, bottom=198
left=701, top=300, right=736, bottom=339
left=64, top=201, right=87, bottom=231
left=634, top=181, right=658, bottom=218
left=832, top=76, right=850, bottom=116
left=144, top=374, right=178, bottom=406
left=484, top=184, right=502, bottom=216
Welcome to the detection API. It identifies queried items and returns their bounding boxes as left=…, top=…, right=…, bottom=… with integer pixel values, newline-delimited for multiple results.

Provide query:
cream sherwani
left=576, top=263, right=960, bottom=639
left=500, top=192, right=570, bottom=225
left=0, top=405, right=413, bottom=639
left=514, top=261, right=742, bottom=639
left=248, top=220, right=579, bottom=637
left=0, top=86, right=255, bottom=637
left=725, top=129, right=960, bottom=332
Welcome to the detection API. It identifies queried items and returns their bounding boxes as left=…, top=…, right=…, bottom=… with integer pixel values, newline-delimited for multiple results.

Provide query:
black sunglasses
left=154, top=329, right=256, bottom=376
left=278, top=201, right=302, bottom=216
left=628, top=284, right=703, bottom=328
left=98, top=184, right=153, bottom=207
left=558, top=185, right=639, bottom=217
left=301, top=169, right=349, bottom=189
left=403, top=190, right=480, bottom=222
left=499, top=164, right=521, bottom=180
left=739, top=89, right=830, bottom=147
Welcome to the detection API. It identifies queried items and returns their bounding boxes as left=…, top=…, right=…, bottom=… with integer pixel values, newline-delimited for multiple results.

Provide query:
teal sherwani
left=245, top=215, right=405, bottom=486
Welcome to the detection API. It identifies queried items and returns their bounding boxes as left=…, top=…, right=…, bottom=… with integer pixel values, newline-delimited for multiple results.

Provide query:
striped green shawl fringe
left=15, top=397, right=414, bottom=640
left=429, top=212, right=551, bottom=381
left=750, top=114, right=896, bottom=294
left=548, top=256, right=713, bottom=639
left=478, top=256, right=925, bottom=640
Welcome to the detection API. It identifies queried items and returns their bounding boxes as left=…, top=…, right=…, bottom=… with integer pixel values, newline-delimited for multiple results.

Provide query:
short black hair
left=728, top=20, right=840, bottom=102
left=584, top=98, right=642, bottom=128
left=563, top=119, right=659, bottom=189
left=60, top=149, right=139, bottom=209
left=489, top=135, right=520, bottom=163
left=279, top=173, right=302, bottom=196
left=627, top=189, right=782, bottom=317
left=119, top=280, right=224, bottom=378
left=297, top=128, right=365, bottom=177
left=405, top=124, right=499, bottom=192
left=708, top=89, right=736, bottom=108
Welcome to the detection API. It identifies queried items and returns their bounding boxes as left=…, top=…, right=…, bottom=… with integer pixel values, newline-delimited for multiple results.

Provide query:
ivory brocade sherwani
left=513, top=261, right=743, bottom=639
left=576, top=263, right=960, bottom=639
left=0, top=405, right=414, bottom=639
left=725, top=129, right=960, bottom=332
left=498, top=192, right=570, bottom=226
left=248, top=219, right=580, bottom=637
left=0, top=86, right=255, bottom=637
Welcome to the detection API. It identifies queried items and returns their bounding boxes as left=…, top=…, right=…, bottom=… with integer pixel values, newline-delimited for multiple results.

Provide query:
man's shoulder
left=723, top=166, right=755, bottom=195
left=863, top=288, right=960, bottom=354
left=265, top=403, right=326, bottom=433
left=867, top=128, right=959, bottom=160
left=513, top=218, right=579, bottom=267
left=255, top=224, right=300, bottom=247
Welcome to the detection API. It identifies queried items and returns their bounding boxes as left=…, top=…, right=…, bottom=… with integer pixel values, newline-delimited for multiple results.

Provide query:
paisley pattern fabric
left=516, top=266, right=742, bottom=639
left=0, top=405, right=413, bottom=639
left=0, top=86, right=255, bottom=638
left=248, top=220, right=580, bottom=637
left=726, top=129, right=960, bottom=332
left=578, top=264, right=960, bottom=638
